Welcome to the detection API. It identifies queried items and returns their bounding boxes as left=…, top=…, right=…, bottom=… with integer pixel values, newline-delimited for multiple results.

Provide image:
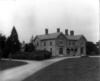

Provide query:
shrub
left=11, top=50, right=52, bottom=60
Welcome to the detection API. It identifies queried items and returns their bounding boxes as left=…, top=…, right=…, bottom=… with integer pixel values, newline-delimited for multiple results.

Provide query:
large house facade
left=34, top=28, right=87, bottom=56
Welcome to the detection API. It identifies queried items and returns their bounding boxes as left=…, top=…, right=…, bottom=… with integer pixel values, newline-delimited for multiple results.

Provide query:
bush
left=11, top=50, right=52, bottom=60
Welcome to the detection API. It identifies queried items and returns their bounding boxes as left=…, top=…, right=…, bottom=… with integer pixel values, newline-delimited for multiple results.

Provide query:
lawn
left=23, top=57, right=100, bottom=81
left=0, top=60, right=27, bottom=71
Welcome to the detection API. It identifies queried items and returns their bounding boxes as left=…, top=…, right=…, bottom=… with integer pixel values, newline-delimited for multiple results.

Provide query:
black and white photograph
left=0, top=0, right=99, bottom=81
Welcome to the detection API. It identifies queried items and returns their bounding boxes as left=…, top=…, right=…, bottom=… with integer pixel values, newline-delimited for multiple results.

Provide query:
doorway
left=81, top=48, right=84, bottom=54
left=59, top=47, right=63, bottom=54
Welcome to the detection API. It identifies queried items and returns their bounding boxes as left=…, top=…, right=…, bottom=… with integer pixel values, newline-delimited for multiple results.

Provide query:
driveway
left=0, top=56, right=79, bottom=81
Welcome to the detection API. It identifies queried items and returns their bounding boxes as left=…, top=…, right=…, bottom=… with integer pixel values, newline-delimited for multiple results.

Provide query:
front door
left=81, top=47, right=84, bottom=54
left=59, top=47, right=63, bottom=54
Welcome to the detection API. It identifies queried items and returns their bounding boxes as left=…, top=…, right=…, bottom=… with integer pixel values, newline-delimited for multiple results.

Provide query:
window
left=69, top=42, right=71, bottom=45
left=73, top=41, right=74, bottom=45
left=50, top=42, right=52, bottom=46
left=81, top=42, right=84, bottom=46
left=67, top=48, right=70, bottom=53
left=37, top=42, right=39, bottom=46
left=59, top=40, right=62, bottom=44
left=75, top=49, right=77, bottom=52
left=71, top=48, right=73, bottom=51
left=50, top=48, right=52, bottom=53
left=44, top=42, right=46, bottom=46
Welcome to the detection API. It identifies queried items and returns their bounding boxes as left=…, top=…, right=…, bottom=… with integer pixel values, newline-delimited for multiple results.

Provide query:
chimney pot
left=70, top=30, right=74, bottom=35
left=57, top=28, right=60, bottom=33
left=65, top=29, right=68, bottom=35
left=45, top=29, right=48, bottom=35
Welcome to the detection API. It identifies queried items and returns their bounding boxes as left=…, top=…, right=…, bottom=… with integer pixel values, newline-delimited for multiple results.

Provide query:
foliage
left=86, top=41, right=99, bottom=55
left=0, top=34, right=6, bottom=58
left=10, top=26, right=20, bottom=54
left=24, top=35, right=35, bottom=52
left=11, top=50, right=52, bottom=60
left=25, top=43, right=35, bottom=52
left=3, top=26, right=21, bottom=58
left=3, top=37, right=12, bottom=58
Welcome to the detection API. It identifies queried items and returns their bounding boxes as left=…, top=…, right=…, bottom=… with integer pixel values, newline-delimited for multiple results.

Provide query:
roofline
left=41, top=38, right=56, bottom=41
left=56, top=32, right=68, bottom=40
left=79, top=35, right=87, bottom=41
left=33, top=36, right=38, bottom=41
left=34, top=32, right=63, bottom=41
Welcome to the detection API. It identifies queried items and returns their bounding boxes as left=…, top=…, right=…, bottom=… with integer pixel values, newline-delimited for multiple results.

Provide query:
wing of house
left=34, top=28, right=87, bottom=56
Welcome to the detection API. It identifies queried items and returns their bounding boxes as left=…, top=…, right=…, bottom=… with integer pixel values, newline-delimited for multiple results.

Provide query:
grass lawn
left=23, top=57, right=100, bottom=81
left=0, top=60, right=27, bottom=71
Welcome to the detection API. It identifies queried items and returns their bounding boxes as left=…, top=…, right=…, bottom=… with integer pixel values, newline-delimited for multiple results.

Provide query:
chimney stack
left=65, top=29, right=68, bottom=35
left=45, top=29, right=48, bottom=35
left=70, top=30, right=74, bottom=35
left=57, top=28, right=60, bottom=33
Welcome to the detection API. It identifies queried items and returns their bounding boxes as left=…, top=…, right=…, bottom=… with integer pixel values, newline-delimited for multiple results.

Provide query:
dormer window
left=59, top=40, right=62, bottom=44
left=81, top=42, right=84, bottom=46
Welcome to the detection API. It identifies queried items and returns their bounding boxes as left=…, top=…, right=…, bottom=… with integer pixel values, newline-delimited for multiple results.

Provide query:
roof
left=35, top=32, right=62, bottom=40
left=66, top=35, right=85, bottom=40
left=34, top=32, right=86, bottom=41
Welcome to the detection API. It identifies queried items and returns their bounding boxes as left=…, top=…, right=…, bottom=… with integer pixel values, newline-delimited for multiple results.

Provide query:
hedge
left=11, top=50, right=52, bottom=60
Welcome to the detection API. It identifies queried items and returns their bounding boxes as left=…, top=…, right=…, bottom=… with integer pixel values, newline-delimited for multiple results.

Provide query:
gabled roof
left=34, top=32, right=86, bottom=41
left=66, top=35, right=86, bottom=41
left=35, top=32, right=63, bottom=41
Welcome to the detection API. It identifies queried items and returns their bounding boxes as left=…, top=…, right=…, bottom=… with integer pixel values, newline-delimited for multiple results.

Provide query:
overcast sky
left=0, top=0, right=99, bottom=43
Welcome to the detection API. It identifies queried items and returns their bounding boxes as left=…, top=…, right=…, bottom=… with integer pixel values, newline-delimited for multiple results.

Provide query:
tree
left=0, top=34, right=6, bottom=58
left=25, top=36, right=35, bottom=52
left=86, top=41, right=99, bottom=55
left=3, top=26, right=20, bottom=57
left=25, top=43, right=35, bottom=52
left=3, top=37, right=12, bottom=57
left=10, top=26, right=20, bottom=54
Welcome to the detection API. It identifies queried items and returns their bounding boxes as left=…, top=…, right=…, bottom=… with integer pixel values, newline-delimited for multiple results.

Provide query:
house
left=34, top=28, right=87, bottom=56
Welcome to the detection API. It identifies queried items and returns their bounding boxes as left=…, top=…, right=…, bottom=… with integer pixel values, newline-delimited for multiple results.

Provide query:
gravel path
left=0, top=57, right=79, bottom=81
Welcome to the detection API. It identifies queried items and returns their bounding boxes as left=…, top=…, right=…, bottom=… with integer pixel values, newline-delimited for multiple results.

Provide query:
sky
left=0, top=0, right=99, bottom=43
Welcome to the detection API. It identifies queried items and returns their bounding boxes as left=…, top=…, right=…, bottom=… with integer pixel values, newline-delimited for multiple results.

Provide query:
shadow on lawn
left=0, top=60, right=27, bottom=71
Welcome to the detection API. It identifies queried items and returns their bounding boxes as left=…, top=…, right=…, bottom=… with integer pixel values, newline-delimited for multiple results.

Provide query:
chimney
left=57, top=28, right=60, bottom=33
left=45, top=29, right=48, bottom=35
left=65, top=29, right=68, bottom=35
left=70, top=30, right=74, bottom=35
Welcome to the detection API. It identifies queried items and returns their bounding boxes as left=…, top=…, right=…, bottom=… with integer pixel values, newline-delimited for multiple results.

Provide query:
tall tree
left=10, top=26, right=20, bottom=54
